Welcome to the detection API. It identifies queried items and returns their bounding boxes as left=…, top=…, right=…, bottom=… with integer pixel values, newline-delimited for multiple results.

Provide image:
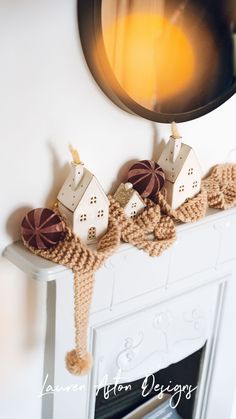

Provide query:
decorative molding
left=113, top=306, right=207, bottom=373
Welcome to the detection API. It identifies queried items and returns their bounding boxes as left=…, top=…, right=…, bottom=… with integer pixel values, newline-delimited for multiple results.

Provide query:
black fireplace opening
left=95, top=346, right=205, bottom=419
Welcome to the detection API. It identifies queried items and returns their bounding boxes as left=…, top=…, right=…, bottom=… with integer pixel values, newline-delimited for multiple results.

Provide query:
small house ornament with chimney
left=113, top=182, right=146, bottom=219
left=158, top=122, right=202, bottom=209
left=57, top=146, right=109, bottom=244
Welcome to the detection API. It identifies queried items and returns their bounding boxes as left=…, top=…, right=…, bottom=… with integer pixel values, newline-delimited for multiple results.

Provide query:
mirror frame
left=78, top=0, right=236, bottom=123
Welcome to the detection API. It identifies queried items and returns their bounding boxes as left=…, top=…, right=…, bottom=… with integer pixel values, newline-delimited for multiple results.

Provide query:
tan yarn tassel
left=65, top=270, right=94, bottom=375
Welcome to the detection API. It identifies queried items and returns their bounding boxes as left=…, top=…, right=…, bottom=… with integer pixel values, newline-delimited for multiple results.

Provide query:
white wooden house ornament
left=57, top=147, right=109, bottom=244
left=113, top=182, right=146, bottom=218
left=158, top=122, right=202, bottom=210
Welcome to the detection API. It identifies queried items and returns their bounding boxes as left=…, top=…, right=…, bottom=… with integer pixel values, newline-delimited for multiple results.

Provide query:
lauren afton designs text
left=39, top=370, right=197, bottom=410
left=95, top=370, right=198, bottom=409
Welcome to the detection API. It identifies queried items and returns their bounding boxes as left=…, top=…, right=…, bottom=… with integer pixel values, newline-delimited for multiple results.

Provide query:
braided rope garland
left=22, top=164, right=236, bottom=375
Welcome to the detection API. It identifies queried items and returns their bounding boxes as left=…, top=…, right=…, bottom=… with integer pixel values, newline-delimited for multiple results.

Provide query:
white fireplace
left=4, top=206, right=236, bottom=419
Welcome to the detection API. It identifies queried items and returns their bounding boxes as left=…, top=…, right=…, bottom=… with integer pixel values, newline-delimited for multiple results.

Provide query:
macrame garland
left=156, top=189, right=208, bottom=223
left=202, top=164, right=236, bottom=209
left=21, top=164, right=236, bottom=376
left=109, top=197, right=176, bottom=256
left=23, top=215, right=121, bottom=375
left=155, top=164, right=236, bottom=221
left=66, top=271, right=94, bottom=375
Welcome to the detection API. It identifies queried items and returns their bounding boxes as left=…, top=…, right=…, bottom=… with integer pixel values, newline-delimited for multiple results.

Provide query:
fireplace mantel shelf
left=3, top=206, right=236, bottom=419
left=3, top=206, right=236, bottom=282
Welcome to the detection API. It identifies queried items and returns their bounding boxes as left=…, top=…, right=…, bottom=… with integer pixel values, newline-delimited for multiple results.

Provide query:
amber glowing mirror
left=78, top=0, right=236, bottom=122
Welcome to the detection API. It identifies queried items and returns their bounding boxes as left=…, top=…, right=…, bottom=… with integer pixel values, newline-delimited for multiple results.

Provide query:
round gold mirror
left=78, top=0, right=236, bottom=122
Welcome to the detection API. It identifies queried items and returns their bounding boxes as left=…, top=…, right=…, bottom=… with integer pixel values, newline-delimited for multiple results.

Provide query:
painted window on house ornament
left=130, top=210, right=136, bottom=218
left=188, top=168, right=194, bottom=175
left=97, top=209, right=104, bottom=218
left=88, top=227, right=96, bottom=240
left=90, top=196, right=97, bottom=204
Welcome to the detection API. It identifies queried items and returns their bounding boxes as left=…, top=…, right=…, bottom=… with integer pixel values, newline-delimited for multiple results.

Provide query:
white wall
left=0, top=1, right=236, bottom=419
left=1, top=0, right=236, bottom=253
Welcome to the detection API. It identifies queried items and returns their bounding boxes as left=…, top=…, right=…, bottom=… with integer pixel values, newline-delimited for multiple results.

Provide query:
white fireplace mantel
left=3, top=207, right=236, bottom=419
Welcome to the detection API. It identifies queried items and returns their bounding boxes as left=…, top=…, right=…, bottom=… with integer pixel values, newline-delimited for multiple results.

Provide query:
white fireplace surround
left=4, top=206, right=236, bottom=419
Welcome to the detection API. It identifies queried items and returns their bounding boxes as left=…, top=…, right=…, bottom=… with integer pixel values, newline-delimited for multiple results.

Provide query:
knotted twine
left=22, top=164, right=236, bottom=375
left=23, top=213, right=121, bottom=375
left=202, top=164, right=236, bottom=209
left=109, top=197, right=176, bottom=256
left=155, top=164, right=236, bottom=221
